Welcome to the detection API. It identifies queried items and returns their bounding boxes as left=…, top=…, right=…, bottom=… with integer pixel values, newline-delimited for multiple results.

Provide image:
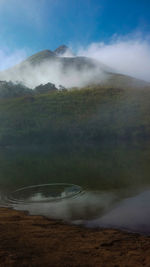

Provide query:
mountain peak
left=54, top=45, right=74, bottom=57
left=54, top=45, right=69, bottom=55
left=25, top=49, right=56, bottom=65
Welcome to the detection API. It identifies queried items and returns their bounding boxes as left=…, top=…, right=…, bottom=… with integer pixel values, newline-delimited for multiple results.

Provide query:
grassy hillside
left=0, top=85, right=150, bottom=146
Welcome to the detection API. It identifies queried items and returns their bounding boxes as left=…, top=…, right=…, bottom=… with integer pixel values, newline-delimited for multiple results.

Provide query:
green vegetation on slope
left=0, top=85, right=150, bottom=146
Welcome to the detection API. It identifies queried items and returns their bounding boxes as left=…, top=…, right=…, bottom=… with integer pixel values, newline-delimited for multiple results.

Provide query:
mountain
left=54, top=45, right=74, bottom=56
left=0, top=46, right=150, bottom=146
left=23, top=49, right=56, bottom=65
left=0, top=85, right=150, bottom=147
left=0, top=46, right=149, bottom=89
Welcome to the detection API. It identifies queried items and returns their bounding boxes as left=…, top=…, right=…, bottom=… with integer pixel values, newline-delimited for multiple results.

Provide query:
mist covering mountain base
left=0, top=45, right=149, bottom=89
left=0, top=46, right=150, bottom=147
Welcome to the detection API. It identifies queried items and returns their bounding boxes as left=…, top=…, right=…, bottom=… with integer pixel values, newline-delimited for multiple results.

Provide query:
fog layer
left=0, top=56, right=108, bottom=88
left=0, top=36, right=150, bottom=88
left=78, top=37, right=150, bottom=82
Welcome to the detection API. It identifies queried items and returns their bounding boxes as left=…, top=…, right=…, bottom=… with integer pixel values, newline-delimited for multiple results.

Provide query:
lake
left=0, top=141, right=150, bottom=234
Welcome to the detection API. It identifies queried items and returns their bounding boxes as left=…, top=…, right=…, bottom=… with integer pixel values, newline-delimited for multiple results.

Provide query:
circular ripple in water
left=8, top=183, right=82, bottom=204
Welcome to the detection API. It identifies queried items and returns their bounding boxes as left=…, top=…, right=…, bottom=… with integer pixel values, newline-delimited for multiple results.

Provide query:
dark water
left=0, top=142, right=150, bottom=234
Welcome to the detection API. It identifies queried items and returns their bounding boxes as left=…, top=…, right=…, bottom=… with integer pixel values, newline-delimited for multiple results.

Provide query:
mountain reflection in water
left=0, top=142, right=150, bottom=234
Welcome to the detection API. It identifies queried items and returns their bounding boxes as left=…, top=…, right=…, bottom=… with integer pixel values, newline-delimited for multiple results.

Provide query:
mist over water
left=1, top=141, right=150, bottom=234
left=0, top=36, right=150, bottom=234
left=86, top=190, right=150, bottom=234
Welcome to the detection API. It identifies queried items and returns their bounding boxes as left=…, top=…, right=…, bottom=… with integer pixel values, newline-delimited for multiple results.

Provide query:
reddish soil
left=0, top=208, right=150, bottom=266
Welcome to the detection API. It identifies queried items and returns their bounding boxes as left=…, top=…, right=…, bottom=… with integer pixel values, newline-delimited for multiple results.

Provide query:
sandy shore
left=0, top=208, right=150, bottom=266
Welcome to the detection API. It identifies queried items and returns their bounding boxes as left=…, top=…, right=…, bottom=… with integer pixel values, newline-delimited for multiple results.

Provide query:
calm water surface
left=0, top=142, right=150, bottom=234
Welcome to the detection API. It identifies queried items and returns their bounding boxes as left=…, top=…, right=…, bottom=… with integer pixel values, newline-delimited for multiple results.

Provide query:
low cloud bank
left=78, top=36, right=150, bottom=82
left=0, top=35, right=150, bottom=88
left=0, top=56, right=107, bottom=89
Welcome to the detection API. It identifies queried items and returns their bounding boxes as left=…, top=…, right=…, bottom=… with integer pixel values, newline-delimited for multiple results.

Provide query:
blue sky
left=0, top=0, right=150, bottom=54
left=0, top=0, right=150, bottom=82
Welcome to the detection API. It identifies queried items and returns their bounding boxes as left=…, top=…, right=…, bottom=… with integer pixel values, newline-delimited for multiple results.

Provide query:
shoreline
left=0, top=208, right=150, bottom=266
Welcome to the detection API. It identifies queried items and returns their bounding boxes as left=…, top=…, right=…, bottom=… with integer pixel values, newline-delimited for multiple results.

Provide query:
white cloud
left=0, top=34, right=150, bottom=88
left=78, top=36, right=150, bottom=82
left=0, top=58, right=107, bottom=88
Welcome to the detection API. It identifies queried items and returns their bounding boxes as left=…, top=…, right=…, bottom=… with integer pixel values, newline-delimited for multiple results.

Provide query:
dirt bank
left=0, top=208, right=150, bottom=266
